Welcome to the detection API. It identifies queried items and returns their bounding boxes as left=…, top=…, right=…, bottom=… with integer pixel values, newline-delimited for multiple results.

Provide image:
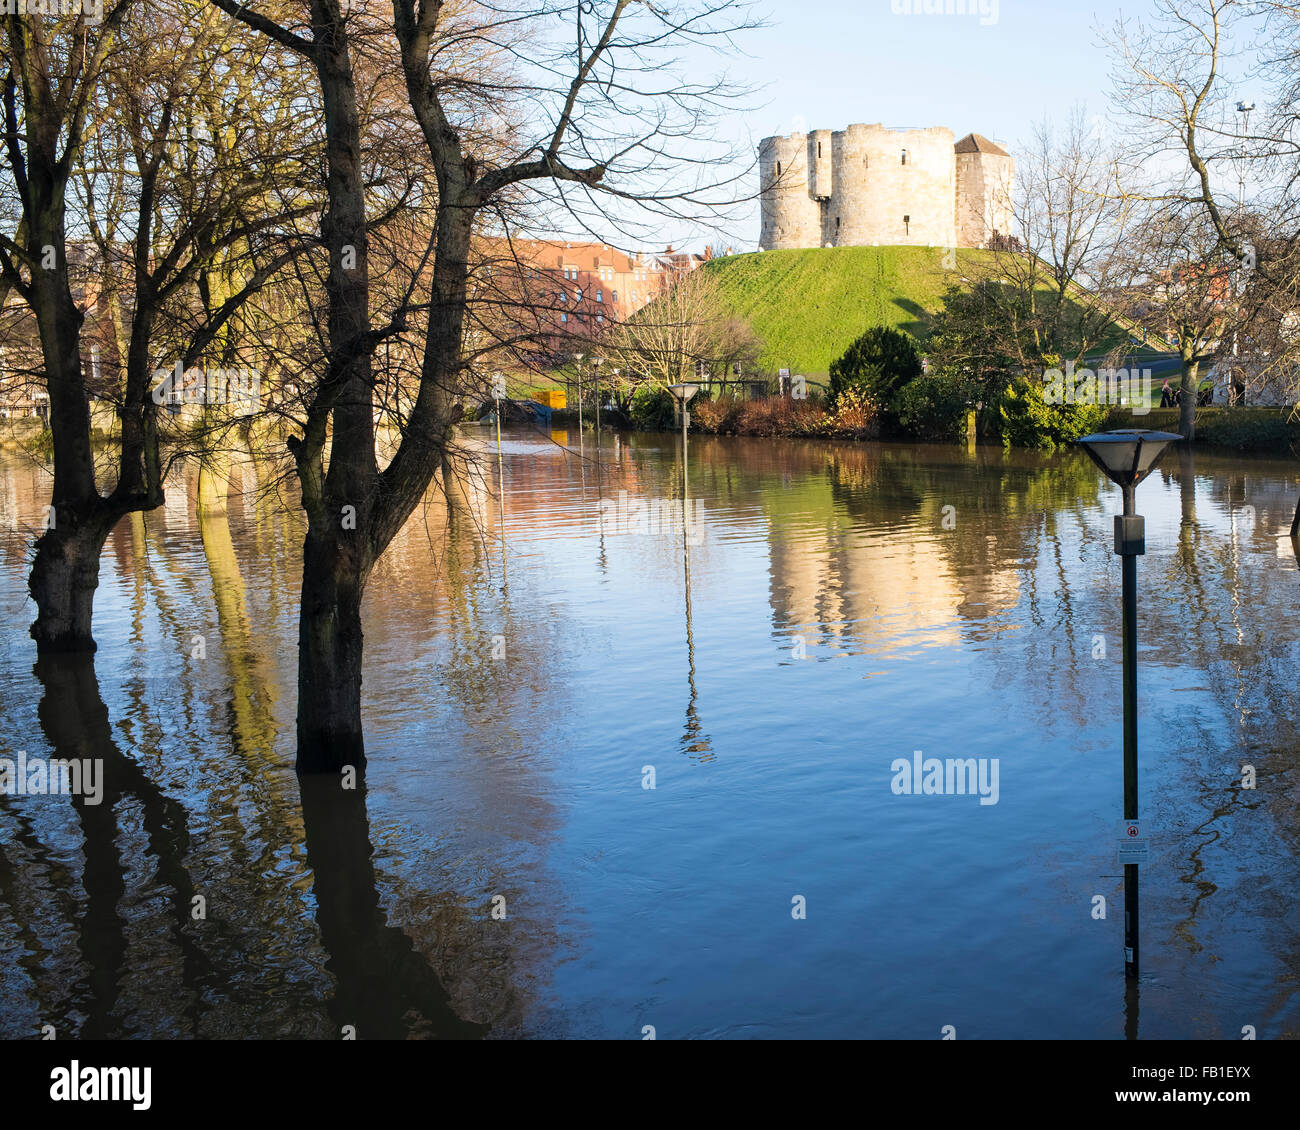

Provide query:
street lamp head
left=1237, top=100, right=1256, bottom=113
left=574, top=352, right=585, bottom=362
left=1077, top=428, right=1182, bottom=489
left=667, top=383, right=700, bottom=403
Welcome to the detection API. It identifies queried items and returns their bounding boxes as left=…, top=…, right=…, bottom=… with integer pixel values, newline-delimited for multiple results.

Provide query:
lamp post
left=667, top=383, right=699, bottom=471
left=1077, top=428, right=1181, bottom=980
left=573, top=352, right=585, bottom=454
left=1236, top=99, right=1254, bottom=209
left=592, top=357, right=604, bottom=440
left=1234, top=100, right=1255, bottom=366
left=492, top=371, right=507, bottom=589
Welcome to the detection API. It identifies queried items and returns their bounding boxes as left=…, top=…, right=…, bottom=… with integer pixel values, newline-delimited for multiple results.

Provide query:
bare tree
left=1109, top=205, right=1237, bottom=414
left=991, top=110, right=1137, bottom=372
left=1103, top=0, right=1296, bottom=436
left=209, top=0, right=760, bottom=772
left=0, top=4, right=317, bottom=650
left=608, top=265, right=759, bottom=400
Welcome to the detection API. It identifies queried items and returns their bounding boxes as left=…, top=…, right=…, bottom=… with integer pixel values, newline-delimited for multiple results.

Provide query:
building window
left=561, top=312, right=568, bottom=323
left=817, top=142, right=822, bottom=158
left=576, top=288, right=582, bottom=300
left=863, top=155, right=869, bottom=169
left=612, top=290, right=618, bottom=302
left=776, top=161, right=782, bottom=176
left=596, top=314, right=604, bottom=325
left=901, top=149, right=908, bottom=166
left=903, top=214, right=910, bottom=235
left=836, top=217, right=841, bottom=229
left=597, top=290, right=603, bottom=303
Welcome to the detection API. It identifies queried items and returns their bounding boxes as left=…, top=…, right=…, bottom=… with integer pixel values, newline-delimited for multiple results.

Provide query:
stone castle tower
left=758, top=124, right=1014, bottom=251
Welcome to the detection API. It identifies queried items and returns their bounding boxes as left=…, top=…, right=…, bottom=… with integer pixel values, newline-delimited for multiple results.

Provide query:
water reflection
left=2, top=434, right=1299, bottom=1038
left=298, top=776, right=485, bottom=1040
left=33, top=653, right=215, bottom=1038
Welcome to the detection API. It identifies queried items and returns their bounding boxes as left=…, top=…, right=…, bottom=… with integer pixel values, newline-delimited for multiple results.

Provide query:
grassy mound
left=702, top=246, right=999, bottom=376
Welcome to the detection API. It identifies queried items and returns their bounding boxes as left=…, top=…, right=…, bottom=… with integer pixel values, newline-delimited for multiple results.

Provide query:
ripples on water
left=1, top=432, right=1299, bottom=1038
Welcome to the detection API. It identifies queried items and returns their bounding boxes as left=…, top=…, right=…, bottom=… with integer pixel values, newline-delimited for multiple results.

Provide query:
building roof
left=954, top=133, right=1010, bottom=157
left=492, top=238, right=640, bottom=274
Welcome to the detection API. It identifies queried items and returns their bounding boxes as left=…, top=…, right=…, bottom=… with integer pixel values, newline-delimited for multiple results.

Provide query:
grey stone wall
left=759, top=123, right=1013, bottom=251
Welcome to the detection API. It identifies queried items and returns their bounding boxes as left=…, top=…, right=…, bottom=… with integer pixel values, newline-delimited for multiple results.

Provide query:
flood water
left=2, top=431, right=1299, bottom=1039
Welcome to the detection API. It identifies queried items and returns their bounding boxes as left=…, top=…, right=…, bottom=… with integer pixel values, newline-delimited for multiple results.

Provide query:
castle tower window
left=904, top=215, right=911, bottom=235
left=901, top=149, right=908, bottom=166
left=776, top=161, right=782, bottom=176
left=817, top=142, right=822, bottom=158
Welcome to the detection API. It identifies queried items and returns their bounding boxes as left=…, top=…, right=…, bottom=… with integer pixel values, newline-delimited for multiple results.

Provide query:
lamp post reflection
left=1076, top=428, right=1180, bottom=1000
left=668, top=383, right=711, bottom=760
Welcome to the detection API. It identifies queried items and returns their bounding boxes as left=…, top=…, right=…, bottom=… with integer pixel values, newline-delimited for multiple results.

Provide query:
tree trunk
left=1178, top=351, right=1198, bottom=440
left=28, top=506, right=116, bottom=652
left=296, top=528, right=369, bottom=774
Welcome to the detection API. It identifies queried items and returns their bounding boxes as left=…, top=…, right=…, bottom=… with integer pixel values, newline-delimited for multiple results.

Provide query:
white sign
left=1118, top=819, right=1150, bottom=865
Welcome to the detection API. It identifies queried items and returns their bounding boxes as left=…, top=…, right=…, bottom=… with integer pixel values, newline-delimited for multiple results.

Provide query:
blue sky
left=695, top=0, right=1166, bottom=246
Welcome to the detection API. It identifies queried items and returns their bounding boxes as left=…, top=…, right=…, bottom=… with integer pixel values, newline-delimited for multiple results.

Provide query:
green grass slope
left=703, top=246, right=999, bottom=377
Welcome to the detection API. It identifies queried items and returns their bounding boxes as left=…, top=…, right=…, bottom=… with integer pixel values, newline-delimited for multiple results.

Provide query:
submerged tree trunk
left=28, top=505, right=116, bottom=653
left=296, top=528, right=371, bottom=774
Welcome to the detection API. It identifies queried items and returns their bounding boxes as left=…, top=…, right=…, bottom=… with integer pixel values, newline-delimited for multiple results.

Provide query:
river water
left=1, top=431, right=1298, bottom=1039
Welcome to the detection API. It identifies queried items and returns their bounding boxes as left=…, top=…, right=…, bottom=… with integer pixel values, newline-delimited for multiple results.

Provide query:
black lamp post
left=573, top=352, right=585, bottom=454
left=668, top=383, right=699, bottom=464
left=1076, top=428, right=1181, bottom=979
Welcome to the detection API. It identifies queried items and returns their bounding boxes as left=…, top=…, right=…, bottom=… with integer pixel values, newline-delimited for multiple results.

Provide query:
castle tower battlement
left=758, top=123, right=1014, bottom=252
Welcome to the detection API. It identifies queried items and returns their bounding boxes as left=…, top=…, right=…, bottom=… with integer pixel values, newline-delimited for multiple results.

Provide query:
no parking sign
left=1118, top=820, right=1150, bottom=865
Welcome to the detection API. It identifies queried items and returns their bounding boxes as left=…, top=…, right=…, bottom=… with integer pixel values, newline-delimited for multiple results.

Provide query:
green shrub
left=891, top=373, right=972, bottom=441
left=629, top=385, right=678, bottom=431
left=1196, top=409, right=1292, bottom=452
left=995, top=376, right=1106, bottom=450
left=828, top=326, right=923, bottom=411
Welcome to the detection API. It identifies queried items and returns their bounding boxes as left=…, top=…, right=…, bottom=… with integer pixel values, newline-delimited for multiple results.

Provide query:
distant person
left=1160, top=378, right=1175, bottom=407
